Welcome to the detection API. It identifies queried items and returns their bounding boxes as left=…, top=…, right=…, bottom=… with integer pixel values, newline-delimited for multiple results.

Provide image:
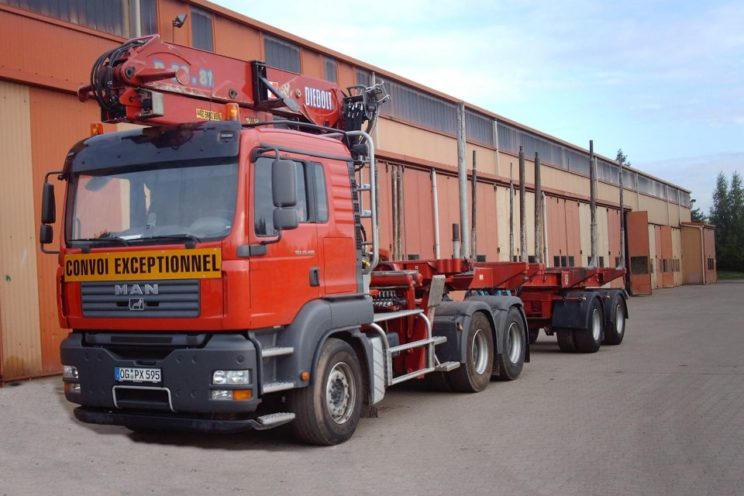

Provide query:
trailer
left=384, top=260, right=628, bottom=354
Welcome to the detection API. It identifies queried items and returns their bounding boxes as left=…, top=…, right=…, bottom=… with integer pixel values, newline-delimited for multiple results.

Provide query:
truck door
left=626, top=211, right=652, bottom=295
left=248, top=156, right=321, bottom=328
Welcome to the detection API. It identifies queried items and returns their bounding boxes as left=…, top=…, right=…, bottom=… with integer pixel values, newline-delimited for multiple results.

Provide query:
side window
left=254, top=159, right=275, bottom=236
left=306, top=163, right=328, bottom=223
left=253, top=157, right=328, bottom=236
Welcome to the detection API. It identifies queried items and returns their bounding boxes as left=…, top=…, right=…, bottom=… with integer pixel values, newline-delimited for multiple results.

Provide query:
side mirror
left=41, top=183, right=56, bottom=224
left=39, top=224, right=54, bottom=245
left=272, top=159, right=297, bottom=208
left=273, top=207, right=298, bottom=231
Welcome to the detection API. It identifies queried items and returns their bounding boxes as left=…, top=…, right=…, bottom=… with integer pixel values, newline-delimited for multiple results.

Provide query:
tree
left=690, top=201, right=706, bottom=223
left=709, top=172, right=744, bottom=271
left=616, top=149, right=631, bottom=168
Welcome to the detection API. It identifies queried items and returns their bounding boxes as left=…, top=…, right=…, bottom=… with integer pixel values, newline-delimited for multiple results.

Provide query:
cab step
left=435, top=361, right=460, bottom=372
left=262, top=346, right=294, bottom=358
left=262, top=382, right=295, bottom=394
left=255, top=412, right=296, bottom=430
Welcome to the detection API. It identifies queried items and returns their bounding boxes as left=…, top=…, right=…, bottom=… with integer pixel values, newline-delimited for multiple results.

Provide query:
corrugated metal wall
left=29, top=88, right=101, bottom=373
left=0, top=81, right=43, bottom=380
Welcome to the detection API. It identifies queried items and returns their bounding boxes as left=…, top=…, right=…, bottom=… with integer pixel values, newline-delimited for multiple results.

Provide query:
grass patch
left=717, top=271, right=744, bottom=280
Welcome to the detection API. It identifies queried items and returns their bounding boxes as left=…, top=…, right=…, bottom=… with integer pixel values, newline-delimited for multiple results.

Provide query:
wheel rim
left=591, top=308, right=601, bottom=341
left=507, top=322, right=523, bottom=364
left=472, top=329, right=489, bottom=375
left=325, top=362, right=356, bottom=424
left=615, top=303, right=625, bottom=335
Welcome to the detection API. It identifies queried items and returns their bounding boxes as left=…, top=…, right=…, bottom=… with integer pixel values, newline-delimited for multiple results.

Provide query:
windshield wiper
left=133, top=234, right=201, bottom=248
left=74, top=236, right=129, bottom=247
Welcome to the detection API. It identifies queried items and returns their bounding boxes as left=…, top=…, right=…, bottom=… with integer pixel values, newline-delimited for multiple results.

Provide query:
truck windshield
left=67, top=162, right=238, bottom=246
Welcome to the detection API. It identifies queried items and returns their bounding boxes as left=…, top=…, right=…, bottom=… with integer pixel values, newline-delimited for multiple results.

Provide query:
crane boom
left=77, top=35, right=386, bottom=131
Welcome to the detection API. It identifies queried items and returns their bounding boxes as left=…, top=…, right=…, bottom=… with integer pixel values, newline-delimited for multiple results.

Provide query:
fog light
left=63, top=365, right=79, bottom=380
left=212, top=370, right=250, bottom=385
left=211, top=390, right=232, bottom=401
left=64, top=383, right=81, bottom=394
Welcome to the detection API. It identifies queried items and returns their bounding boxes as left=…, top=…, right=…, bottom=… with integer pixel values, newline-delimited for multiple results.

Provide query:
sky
left=213, top=0, right=744, bottom=213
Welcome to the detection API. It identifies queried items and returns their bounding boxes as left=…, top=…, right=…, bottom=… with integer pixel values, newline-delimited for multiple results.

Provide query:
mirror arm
left=259, top=230, right=283, bottom=246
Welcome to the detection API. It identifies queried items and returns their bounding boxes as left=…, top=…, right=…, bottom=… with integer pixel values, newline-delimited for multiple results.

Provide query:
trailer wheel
left=288, top=338, right=363, bottom=445
left=494, top=307, right=526, bottom=381
left=573, top=297, right=603, bottom=353
left=448, top=313, right=494, bottom=392
left=556, top=330, right=576, bottom=352
left=529, top=328, right=539, bottom=344
left=603, top=294, right=627, bottom=345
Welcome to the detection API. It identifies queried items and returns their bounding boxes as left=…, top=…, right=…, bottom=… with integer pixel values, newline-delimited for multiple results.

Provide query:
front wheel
left=494, top=307, right=526, bottom=381
left=448, top=312, right=494, bottom=392
left=288, top=338, right=363, bottom=445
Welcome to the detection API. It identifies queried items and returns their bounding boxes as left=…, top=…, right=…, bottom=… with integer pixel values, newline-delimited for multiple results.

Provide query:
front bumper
left=61, top=332, right=260, bottom=416
left=74, top=407, right=277, bottom=432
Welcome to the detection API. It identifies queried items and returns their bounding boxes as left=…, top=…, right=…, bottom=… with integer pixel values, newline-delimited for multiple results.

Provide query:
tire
left=603, top=294, right=627, bottom=345
left=556, top=329, right=576, bottom=352
left=447, top=312, right=494, bottom=393
left=287, top=338, right=363, bottom=445
left=494, top=307, right=526, bottom=381
left=573, top=297, right=603, bottom=353
left=529, top=328, right=539, bottom=345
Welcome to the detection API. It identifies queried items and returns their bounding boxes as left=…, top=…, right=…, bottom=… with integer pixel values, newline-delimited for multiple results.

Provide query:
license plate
left=114, top=367, right=161, bottom=383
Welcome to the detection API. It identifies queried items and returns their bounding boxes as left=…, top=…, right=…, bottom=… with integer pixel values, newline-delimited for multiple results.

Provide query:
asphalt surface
left=1, top=281, right=743, bottom=496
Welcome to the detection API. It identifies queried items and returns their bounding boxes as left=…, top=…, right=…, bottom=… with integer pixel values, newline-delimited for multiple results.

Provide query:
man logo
left=129, top=298, right=145, bottom=311
left=115, top=283, right=159, bottom=296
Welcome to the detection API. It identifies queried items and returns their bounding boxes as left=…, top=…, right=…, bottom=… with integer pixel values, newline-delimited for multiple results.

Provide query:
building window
left=191, top=7, right=213, bottom=51
left=381, top=79, right=457, bottom=135
left=0, top=0, right=156, bottom=37
left=355, top=69, right=370, bottom=86
left=264, top=35, right=300, bottom=73
left=465, top=110, right=494, bottom=147
left=323, top=57, right=337, bottom=82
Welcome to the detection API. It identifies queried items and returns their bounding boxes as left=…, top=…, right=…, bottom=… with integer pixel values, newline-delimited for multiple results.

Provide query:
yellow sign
left=64, top=248, right=222, bottom=282
left=196, top=108, right=223, bottom=121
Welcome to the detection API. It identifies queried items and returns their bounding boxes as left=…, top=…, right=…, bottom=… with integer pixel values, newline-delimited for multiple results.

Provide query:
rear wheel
left=603, top=294, right=627, bottom=345
left=529, top=328, right=539, bottom=344
left=556, top=330, right=576, bottom=352
left=494, top=307, right=526, bottom=381
left=573, top=297, right=603, bottom=353
left=448, top=313, right=494, bottom=392
left=288, top=338, right=363, bottom=445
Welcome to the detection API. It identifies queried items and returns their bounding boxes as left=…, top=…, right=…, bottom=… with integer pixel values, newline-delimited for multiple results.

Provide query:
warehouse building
left=0, top=0, right=713, bottom=382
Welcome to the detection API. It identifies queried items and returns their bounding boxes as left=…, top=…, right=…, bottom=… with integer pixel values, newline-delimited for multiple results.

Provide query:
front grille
left=81, top=280, right=200, bottom=317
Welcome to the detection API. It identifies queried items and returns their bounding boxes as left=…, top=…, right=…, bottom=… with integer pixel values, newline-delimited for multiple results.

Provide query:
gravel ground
left=1, top=281, right=743, bottom=496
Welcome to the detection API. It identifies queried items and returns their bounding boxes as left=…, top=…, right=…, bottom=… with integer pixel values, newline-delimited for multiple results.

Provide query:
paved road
left=1, top=282, right=743, bottom=496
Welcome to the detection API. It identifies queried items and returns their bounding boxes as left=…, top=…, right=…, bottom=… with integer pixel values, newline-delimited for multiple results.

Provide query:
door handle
left=309, top=267, right=320, bottom=287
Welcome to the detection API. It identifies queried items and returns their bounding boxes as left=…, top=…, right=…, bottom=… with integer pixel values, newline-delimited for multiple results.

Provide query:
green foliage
left=690, top=205, right=706, bottom=223
left=709, top=172, right=744, bottom=271
left=616, top=148, right=631, bottom=167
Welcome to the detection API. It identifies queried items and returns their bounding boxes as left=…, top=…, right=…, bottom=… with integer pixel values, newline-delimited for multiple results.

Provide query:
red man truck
left=40, top=35, right=625, bottom=445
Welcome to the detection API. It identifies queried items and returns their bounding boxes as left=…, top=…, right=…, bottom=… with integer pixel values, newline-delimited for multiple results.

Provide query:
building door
left=626, top=211, right=651, bottom=295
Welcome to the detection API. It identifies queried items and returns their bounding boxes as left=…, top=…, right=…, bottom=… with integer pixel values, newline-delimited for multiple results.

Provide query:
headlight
left=212, top=370, right=250, bottom=385
left=63, top=365, right=79, bottom=380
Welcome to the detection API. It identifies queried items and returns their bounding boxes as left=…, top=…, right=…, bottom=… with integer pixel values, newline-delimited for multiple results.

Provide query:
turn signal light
left=232, top=390, right=252, bottom=401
